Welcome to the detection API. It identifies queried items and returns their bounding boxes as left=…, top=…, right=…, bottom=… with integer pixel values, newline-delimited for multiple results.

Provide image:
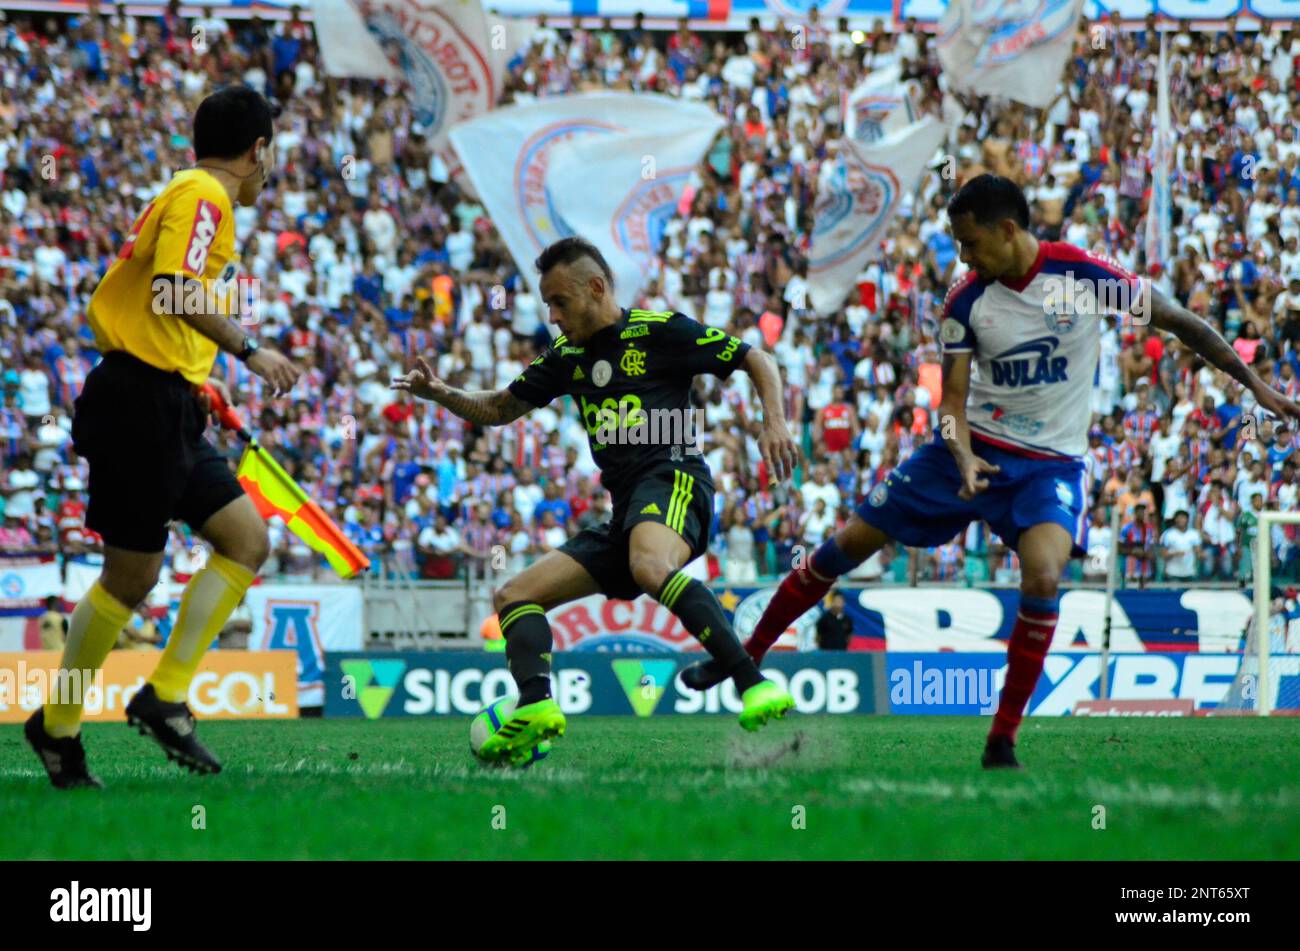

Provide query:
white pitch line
left=2, top=763, right=1296, bottom=814
left=840, top=776, right=1294, bottom=812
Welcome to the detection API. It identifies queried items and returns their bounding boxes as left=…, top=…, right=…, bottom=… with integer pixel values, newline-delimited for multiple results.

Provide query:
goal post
left=1099, top=504, right=1121, bottom=701
left=1253, top=510, right=1300, bottom=716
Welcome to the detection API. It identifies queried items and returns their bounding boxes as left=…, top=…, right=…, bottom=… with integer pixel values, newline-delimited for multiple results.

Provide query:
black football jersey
left=507, top=308, right=751, bottom=499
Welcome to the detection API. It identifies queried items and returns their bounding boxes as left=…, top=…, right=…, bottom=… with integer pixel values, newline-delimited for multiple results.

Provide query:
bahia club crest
left=733, top=588, right=819, bottom=652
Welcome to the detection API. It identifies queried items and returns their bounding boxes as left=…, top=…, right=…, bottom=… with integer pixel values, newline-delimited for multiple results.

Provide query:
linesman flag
left=236, top=448, right=369, bottom=580
left=202, top=384, right=369, bottom=579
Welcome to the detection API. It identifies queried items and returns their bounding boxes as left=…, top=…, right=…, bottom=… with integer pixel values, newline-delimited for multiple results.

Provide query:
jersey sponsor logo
left=989, top=336, right=1068, bottom=388
left=560, top=346, right=585, bottom=355
left=572, top=366, right=585, bottom=381
left=640, top=502, right=662, bottom=516
left=579, top=393, right=646, bottom=437
left=184, top=199, right=222, bottom=276
left=977, top=403, right=1045, bottom=437
left=620, top=344, right=646, bottom=377
left=620, top=324, right=650, bottom=339
left=592, top=359, right=612, bottom=387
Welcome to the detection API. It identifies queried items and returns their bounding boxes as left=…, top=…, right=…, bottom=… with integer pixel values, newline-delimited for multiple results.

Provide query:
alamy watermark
left=579, top=397, right=706, bottom=457
left=1, top=663, right=100, bottom=709
left=152, top=273, right=263, bottom=326
left=1042, top=271, right=1152, bottom=325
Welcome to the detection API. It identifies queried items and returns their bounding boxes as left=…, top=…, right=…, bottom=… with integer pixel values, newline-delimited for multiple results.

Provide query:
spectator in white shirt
left=1160, top=510, right=1202, bottom=580
left=445, top=219, right=475, bottom=273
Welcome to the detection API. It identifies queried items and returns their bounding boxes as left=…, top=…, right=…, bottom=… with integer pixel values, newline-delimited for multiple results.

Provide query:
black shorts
left=559, top=465, right=714, bottom=601
left=72, top=351, right=244, bottom=553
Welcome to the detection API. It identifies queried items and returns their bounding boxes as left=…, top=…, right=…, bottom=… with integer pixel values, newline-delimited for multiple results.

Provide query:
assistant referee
left=25, top=86, right=300, bottom=789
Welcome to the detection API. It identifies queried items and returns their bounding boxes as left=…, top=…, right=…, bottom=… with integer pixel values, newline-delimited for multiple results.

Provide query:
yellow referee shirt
left=88, top=168, right=237, bottom=385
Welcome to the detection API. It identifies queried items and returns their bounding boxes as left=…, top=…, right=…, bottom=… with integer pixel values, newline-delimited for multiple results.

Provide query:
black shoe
left=125, top=684, right=222, bottom=775
left=24, top=709, right=103, bottom=789
left=680, top=658, right=730, bottom=692
left=982, top=734, right=1021, bottom=770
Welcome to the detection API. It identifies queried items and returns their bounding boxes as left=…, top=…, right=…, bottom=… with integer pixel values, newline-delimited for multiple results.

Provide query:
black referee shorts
left=559, top=464, right=714, bottom=601
left=72, top=351, right=245, bottom=553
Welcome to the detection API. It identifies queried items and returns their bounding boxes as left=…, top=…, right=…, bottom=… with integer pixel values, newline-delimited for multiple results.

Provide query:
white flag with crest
left=936, top=0, right=1085, bottom=109
left=450, top=94, right=725, bottom=298
left=843, top=65, right=922, bottom=145
left=547, top=122, right=723, bottom=306
left=314, top=0, right=498, bottom=193
left=808, top=118, right=947, bottom=318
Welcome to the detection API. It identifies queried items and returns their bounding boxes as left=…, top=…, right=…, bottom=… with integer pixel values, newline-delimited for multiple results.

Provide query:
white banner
left=449, top=93, right=726, bottom=297
left=62, top=558, right=100, bottom=605
left=808, top=118, right=947, bottom=317
left=314, top=0, right=497, bottom=194
left=548, top=121, right=723, bottom=306
left=936, top=0, right=1085, bottom=109
left=244, top=583, right=364, bottom=708
left=0, top=557, right=61, bottom=612
left=843, top=65, right=922, bottom=145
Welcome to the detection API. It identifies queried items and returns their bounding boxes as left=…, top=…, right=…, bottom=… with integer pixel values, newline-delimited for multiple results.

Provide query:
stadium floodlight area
left=1217, top=510, right=1300, bottom=716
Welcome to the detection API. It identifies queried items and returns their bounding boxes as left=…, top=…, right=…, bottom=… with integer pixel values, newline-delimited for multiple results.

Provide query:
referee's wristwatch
left=236, top=335, right=260, bottom=363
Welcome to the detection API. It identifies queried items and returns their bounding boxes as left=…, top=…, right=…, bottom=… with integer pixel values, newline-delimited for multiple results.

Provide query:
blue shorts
left=857, top=436, right=1089, bottom=555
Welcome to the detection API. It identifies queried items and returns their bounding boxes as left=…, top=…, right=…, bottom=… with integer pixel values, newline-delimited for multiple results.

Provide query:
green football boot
left=478, top=698, right=567, bottom=765
left=738, top=680, right=795, bottom=732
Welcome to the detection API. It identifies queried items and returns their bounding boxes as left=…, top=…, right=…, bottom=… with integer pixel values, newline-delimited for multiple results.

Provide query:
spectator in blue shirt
left=532, top=482, right=571, bottom=530
left=1216, top=399, right=1244, bottom=452
left=353, top=266, right=384, bottom=309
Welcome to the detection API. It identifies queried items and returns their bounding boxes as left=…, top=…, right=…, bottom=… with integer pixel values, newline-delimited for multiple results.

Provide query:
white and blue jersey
left=940, top=241, right=1144, bottom=460
left=858, top=242, right=1142, bottom=555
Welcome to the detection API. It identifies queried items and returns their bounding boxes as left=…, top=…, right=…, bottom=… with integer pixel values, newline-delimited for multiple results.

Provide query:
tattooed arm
left=1141, top=286, right=1300, bottom=425
left=390, top=356, right=533, bottom=426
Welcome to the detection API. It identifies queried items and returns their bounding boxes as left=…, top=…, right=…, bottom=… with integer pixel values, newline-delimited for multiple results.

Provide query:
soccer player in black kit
left=392, top=237, right=800, bottom=764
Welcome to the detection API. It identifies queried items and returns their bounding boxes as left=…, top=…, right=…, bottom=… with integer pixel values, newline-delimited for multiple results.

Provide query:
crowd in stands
left=1, top=6, right=1298, bottom=588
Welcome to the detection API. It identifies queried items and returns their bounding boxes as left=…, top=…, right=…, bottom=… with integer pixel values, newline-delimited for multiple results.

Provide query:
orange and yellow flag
left=236, top=445, right=369, bottom=579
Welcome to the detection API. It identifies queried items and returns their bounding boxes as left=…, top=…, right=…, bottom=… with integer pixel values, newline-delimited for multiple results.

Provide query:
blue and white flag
left=548, top=120, right=723, bottom=306
left=314, top=0, right=498, bottom=190
left=808, top=118, right=946, bottom=317
left=450, top=94, right=724, bottom=298
left=936, top=0, right=1085, bottom=109
left=843, top=65, right=921, bottom=145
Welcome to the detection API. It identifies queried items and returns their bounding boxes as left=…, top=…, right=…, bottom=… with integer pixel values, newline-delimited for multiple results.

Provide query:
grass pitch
left=2, top=716, right=1298, bottom=860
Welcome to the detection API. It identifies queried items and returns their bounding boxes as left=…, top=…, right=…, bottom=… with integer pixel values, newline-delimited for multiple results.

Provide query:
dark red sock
left=745, top=566, right=833, bottom=663
left=990, top=600, right=1058, bottom=741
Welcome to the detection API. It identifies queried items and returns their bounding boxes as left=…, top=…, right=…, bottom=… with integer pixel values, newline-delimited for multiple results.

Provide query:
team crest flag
left=313, top=0, right=498, bottom=195
left=843, top=65, right=922, bottom=145
left=449, top=93, right=725, bottom=299
left=936, top=0, right=1085, bottom=109
left=808, top=118, right=947, bottom=317
left=547, top=117, right=724, bottom=306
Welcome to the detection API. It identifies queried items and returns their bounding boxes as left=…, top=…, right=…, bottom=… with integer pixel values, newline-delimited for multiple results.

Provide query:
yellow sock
left=44, top=582, right=133, bottom=738
left=149, top=553, right=255, bottom=703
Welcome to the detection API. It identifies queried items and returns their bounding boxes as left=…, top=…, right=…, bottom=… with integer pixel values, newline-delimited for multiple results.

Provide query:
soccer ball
left=470, top=697, right=550, bottom=767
